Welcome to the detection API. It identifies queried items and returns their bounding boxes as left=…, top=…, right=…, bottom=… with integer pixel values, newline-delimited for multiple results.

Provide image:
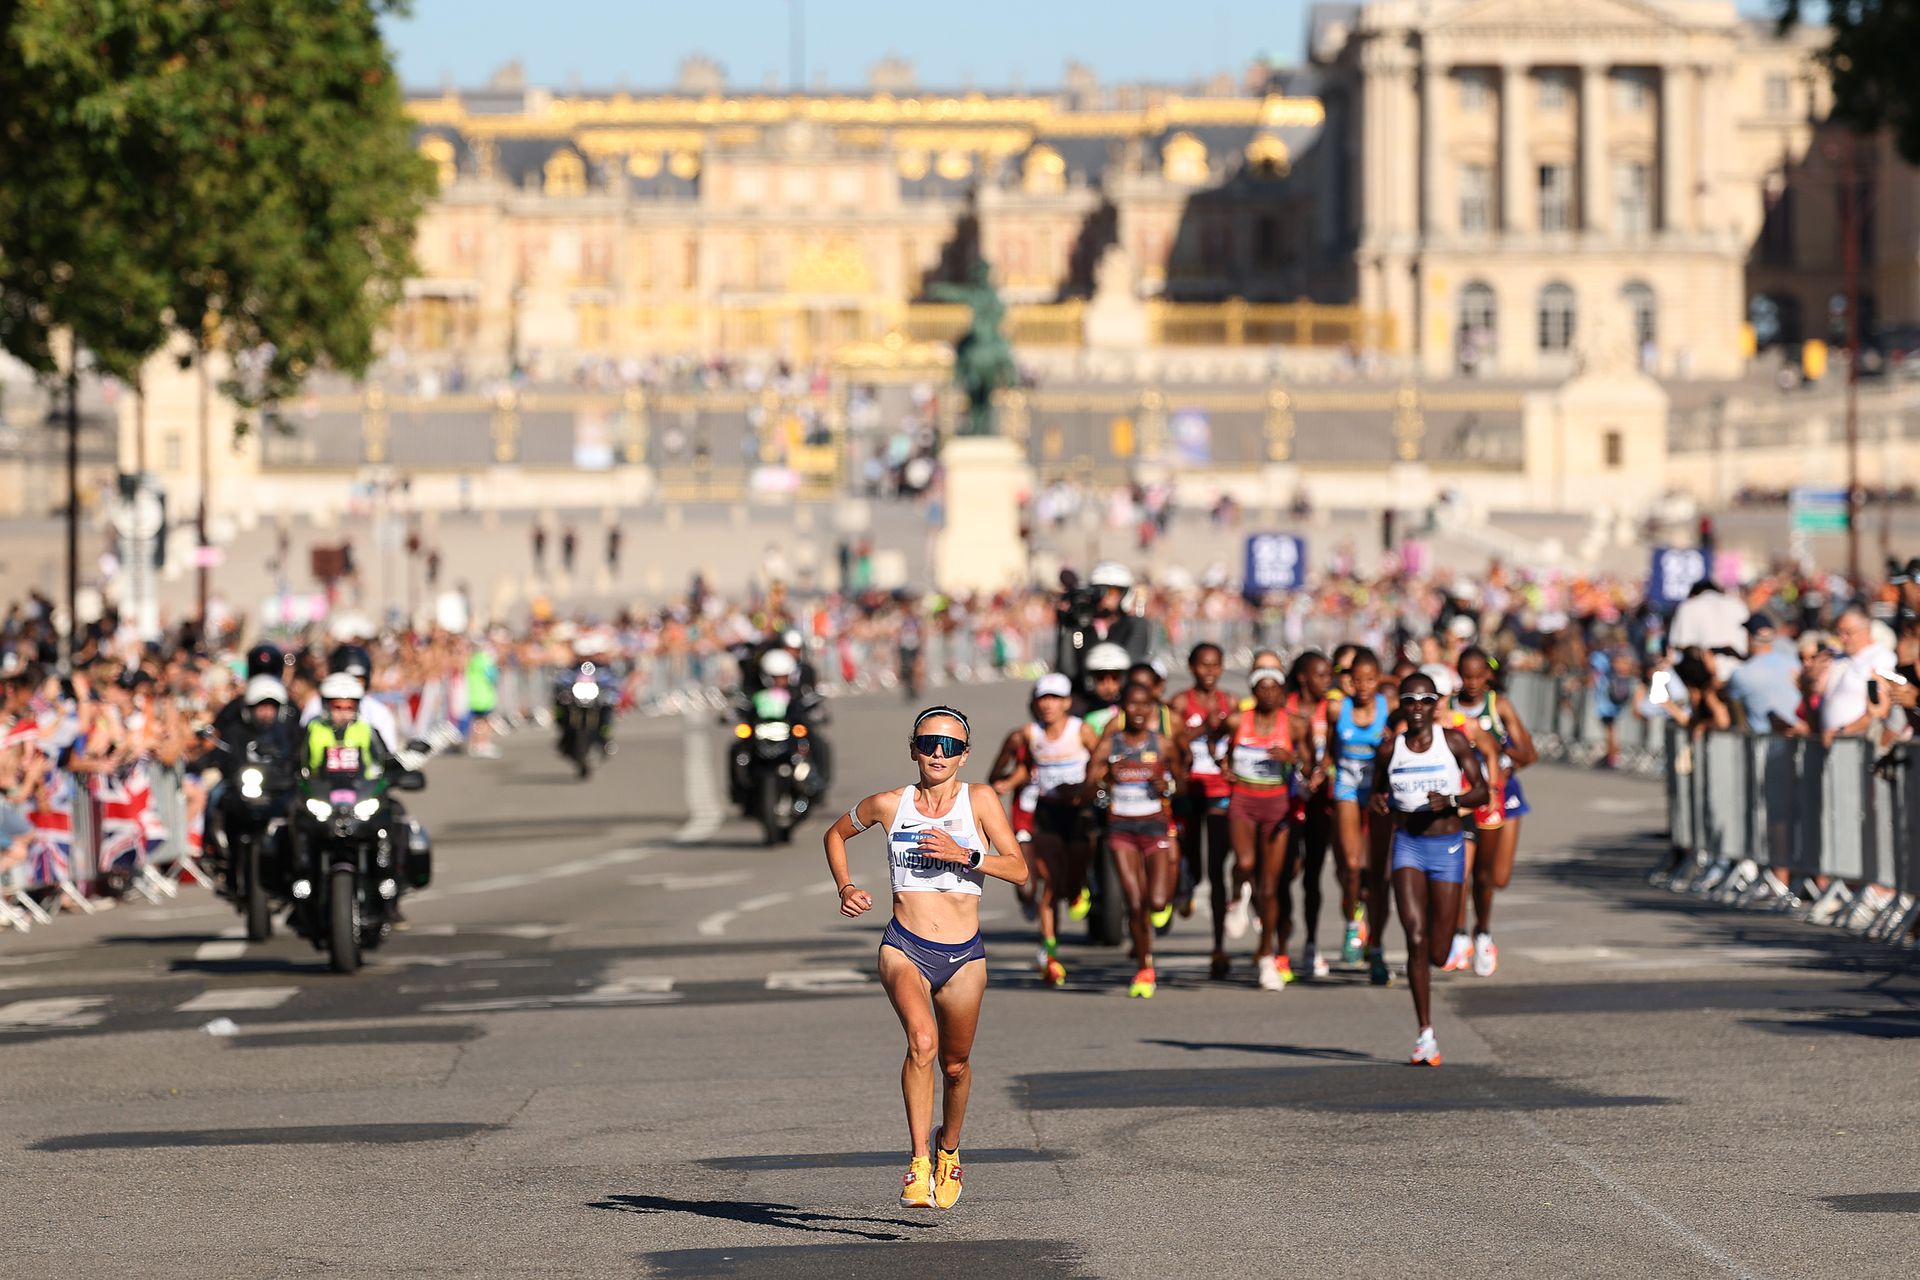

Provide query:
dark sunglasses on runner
left=912, top=733, right=969, bottom=758
left=1399, top=692, right=1440, bottom=706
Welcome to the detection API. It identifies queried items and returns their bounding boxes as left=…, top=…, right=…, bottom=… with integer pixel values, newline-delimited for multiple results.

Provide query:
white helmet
left=1085, top=642, right=1132, bottom=673
left=759, top=649, right=799, bottom=679
left=1089, top=562, right=1134, bottom=590
left=318, top=673, right=364, bottom=703
left=244, top=676, right=289, bottom=707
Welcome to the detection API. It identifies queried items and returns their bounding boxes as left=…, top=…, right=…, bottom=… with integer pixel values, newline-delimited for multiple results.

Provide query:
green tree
left=1779, top=2, right=1920, bottom=164
left=0, top=0, right=432, bottom=409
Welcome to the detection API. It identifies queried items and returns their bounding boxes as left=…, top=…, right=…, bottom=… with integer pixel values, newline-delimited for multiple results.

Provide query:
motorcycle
left=727, top=691, right=824, bottom=845
left=557, top=666, right=613, bottom=780
left=209, top=742, right=296, bottom=942
left=288, top=758, right=427, bottom=973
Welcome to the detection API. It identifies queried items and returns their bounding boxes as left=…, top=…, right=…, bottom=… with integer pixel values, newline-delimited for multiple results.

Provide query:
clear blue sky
left=382, top=1, right=1795, bottom=93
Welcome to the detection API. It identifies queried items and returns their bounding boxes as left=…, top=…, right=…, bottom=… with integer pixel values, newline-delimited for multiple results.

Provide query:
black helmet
left=328, top=643, right=373, bottom=680
left=245, top=642, right=285, bottom=679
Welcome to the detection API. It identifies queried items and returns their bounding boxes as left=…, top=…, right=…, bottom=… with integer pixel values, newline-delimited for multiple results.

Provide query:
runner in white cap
left=990, top=674, right=1097, bottom=986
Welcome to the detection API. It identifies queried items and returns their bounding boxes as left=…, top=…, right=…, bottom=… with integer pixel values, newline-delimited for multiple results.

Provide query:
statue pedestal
left=934, top=436, right=1030, bottom=594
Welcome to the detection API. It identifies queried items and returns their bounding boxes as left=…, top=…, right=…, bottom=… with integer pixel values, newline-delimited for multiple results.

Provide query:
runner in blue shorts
left=1330, top=648, right=1392, bottom=977
left=1369, top=674, right=1490, bottom=1066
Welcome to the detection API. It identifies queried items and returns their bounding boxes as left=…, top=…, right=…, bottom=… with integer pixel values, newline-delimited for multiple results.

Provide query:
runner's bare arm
left=1499, top=699, right=1538, bottom=769
left=1445, top=729, right=1491, bottom=812
left=1472, top=723, right=1506, bottom=792
left=1368, top=737, right=1395, bottom=816
left=823, top=788, right=899, bottom=916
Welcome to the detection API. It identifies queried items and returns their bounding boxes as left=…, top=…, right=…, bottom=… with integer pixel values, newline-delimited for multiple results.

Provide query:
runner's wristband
left=967, top=847, right=984, bottom=871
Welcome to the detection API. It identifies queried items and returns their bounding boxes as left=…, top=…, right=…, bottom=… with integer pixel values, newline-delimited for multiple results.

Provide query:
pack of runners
left=986, top=637, right=1535, bottom=1065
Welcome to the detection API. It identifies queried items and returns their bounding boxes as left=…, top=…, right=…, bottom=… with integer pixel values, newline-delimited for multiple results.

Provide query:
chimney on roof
left=676, top=54, right=726, bottom=95
left=870, top=55, right=915, bottom=94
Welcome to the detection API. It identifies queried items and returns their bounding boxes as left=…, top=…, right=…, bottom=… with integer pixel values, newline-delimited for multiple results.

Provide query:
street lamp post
left=1840, top=133, right=1862, bottom=587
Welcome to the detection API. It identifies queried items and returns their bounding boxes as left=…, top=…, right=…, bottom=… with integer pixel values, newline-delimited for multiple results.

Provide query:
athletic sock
left=1042, top=937, right=1057, bottom=956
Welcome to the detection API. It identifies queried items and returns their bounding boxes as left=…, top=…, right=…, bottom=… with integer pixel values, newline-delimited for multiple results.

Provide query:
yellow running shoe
left=931, top=1130, right=963, bottom=1209
left=900, top=1156, right=935, bottom=1209
left=1150, top=903, right=1174, bottom=931
left=1067, top=888, right=1092, bottom=921
left=1128, top=965, right=1157, bottom=998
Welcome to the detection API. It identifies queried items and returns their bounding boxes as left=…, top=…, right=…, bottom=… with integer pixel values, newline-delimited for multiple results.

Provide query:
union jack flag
left=25, top=773, right=75, bottom=888
left=93, top=765, right=167, bottom=875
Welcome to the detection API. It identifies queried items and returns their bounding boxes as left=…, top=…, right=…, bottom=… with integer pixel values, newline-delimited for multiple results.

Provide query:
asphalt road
left=1, top=680, right=1916, bottom=1278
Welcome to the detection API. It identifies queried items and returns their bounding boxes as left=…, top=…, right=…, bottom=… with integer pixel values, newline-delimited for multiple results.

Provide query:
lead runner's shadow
left=588, top=1194, right=938, bottom=1243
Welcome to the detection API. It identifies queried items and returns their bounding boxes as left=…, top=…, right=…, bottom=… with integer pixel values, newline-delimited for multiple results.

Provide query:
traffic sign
left=1243, top=533, right=1306, bottom=596
left=1790, top=486, right=1850, bottom=533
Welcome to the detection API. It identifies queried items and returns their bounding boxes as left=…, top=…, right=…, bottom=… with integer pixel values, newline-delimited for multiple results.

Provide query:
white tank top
left=1027, top=718, right=1090, bottom=801
left=887, top=785, right=986, bottom=896
left=1387, top=731, right=1464, bottom=814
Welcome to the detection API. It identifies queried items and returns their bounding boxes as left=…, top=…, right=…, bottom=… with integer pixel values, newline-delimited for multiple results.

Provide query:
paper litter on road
left=201, top=1017, right=240, bottom=1037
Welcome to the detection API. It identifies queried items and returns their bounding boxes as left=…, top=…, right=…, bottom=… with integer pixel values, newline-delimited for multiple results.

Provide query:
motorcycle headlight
left=572, top=682, right=597, bottom=702
left=304, top=797, right=332, bottom=821
left=239, top=768, right=265, bottom=799
left=353, top=798, right=382, bottom=820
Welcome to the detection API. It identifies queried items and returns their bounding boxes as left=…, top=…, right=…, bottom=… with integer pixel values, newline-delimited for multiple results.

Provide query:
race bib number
left=1110, top=779, right=1159, bottom=818
left=323, top=746, right=361, bottom=774
left=1232, top=742, right=1284, bottom=784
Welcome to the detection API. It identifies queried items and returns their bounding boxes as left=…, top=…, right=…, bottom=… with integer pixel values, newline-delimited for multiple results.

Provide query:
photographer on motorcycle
left=212, top=643, right=298, bottom=744
left=1055, top=563, right=1149, bottom=694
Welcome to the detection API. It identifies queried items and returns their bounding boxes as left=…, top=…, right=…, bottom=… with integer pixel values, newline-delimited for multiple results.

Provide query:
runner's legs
left=930, top=959, right=987, bottom=1148
left=1473, top=816, right=1521, bottom=933
left=879, top=945, right=941, bottom=1159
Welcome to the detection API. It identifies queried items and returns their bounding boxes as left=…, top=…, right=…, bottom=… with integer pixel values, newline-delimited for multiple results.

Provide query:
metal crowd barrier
left=1502, top=669, right=1668, bottom=777
left=1658, top=728, right=1919, bottom=944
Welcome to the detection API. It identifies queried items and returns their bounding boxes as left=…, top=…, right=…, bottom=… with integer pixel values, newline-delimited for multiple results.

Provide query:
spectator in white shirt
left=1820, top=606, right=1894, bottom=746
left=1668, top=579, right=1749, bottom=658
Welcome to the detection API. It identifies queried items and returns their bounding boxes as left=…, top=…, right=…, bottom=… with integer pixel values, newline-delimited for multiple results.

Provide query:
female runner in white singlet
left=823, top=706, right=1028, bottom=1211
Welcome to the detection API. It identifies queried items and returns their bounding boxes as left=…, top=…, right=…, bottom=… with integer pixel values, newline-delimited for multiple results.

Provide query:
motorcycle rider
left=1076, top=642, right=1135, bottom=725
left=212, top=643, right=297, bottom=744
left=304, top=672, right=426, bottom=913
left=554, top=634, right=617, bottom=760
left=300, top=644, right=400, bottom=753
left=730, top=648, right=832, bottom=804
left=200, top=674, right=302, bottom=890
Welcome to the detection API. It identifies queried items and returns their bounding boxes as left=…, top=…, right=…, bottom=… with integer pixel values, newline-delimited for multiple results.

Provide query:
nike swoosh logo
left=946, top=953, right=969, bottom=963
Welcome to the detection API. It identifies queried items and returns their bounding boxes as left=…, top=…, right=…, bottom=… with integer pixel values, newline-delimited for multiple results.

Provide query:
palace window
left=1765, top=74, right=1790, bottom=115
left=1457, top=69, right=1491, bottom=111
left=1537, top=71, right=1571, bottom=111
left=1537, top=282, right=1576, bottom=352
left=1459, top=281, right=1496, bottom=340
left=1622, top=280, right=1657, bottom=352
left=1613, top=160, right=1653, bottom=236
left=1537, top=164, right=1573, bottom=232
left=1459, top=163, right=1493, bottom=234
left=1612, top=70, right=1653, bottom=114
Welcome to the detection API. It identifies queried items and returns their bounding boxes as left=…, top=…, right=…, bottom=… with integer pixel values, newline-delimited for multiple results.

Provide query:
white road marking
left=426, top=846, right=652, bottom=898
left=193, top=927, right=250, bottom=962
left=674, top=707, right=725, bottom=844
left=629, top=870, right=752, bottom=892
left=175, top=986, right=299, bottom=1014
left=696, top=891, right=794, bottom=937
left=1517, top=943, right=1829, bottom=971
left=765, top=967, right=874, bottom=993
left=0, top=996, right=108, bottom=1030
left=1586, top=797, right=1653, bottom=815
left=423, top=974, right=680, bottom=1013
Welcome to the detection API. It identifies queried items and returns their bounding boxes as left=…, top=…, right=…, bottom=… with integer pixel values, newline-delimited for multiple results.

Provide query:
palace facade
left=392, top=4, right=1918, bottom=382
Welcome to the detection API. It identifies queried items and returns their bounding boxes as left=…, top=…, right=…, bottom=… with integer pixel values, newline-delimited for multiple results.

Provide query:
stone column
left=1501, top=62, right=1528, bottom=234
left=1661, top=64, right=1687, bottom=233
left=1423, top=56, right=1446, bottom=236
left=1581, top=62, right=1609, bottom=234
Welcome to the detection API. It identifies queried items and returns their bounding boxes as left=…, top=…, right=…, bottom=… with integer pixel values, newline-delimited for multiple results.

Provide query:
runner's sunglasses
left=912, top=733, right=970, bottom=758
left=1399, top=692, right=1440, bottom=705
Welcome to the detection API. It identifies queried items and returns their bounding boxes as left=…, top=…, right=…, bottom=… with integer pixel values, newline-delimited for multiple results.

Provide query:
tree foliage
left=0, top=1, right=432, bottom=409
left=1779, top=1, right=1920, bottom=164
